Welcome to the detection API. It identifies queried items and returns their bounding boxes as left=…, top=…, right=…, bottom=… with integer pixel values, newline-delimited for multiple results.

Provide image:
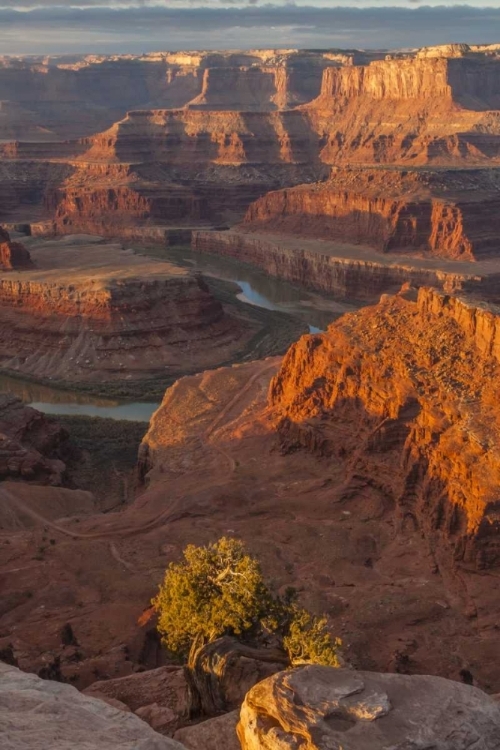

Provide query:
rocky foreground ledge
left=238, top=666, right=500, bottom=750
left=0, top=662, right=185, bottom=750
left=2, top=661, right=500, bottom=750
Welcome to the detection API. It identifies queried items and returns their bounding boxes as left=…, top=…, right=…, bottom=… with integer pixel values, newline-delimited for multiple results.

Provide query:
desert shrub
left=283, top=607, right=341, bottom=667
left=153, top=537, right=274, bottom=657
left=60, top=623, right=78, bottom=647
left=153, top=537, right=340, bottom=667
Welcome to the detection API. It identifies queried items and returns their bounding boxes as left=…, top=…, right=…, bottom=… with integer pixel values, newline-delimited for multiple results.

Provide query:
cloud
left=0, top=5, right=498, bottom=54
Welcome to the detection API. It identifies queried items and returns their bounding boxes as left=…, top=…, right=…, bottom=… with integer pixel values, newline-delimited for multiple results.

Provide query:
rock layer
left=238, top=665, right=500, bottom=750
left=0, top=236, right=248, bottom=386
left=0, top=50, right=341, bottom=139
left=3, top=46, right=500, bottom=234
left=305, top=51, right=500, bottom=165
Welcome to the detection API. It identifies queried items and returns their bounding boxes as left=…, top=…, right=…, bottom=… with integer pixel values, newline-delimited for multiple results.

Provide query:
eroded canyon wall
left=269, top=287, right=500, bottom=570
left=0, top=274, right=239, bottom=384
left=191, top=229, right=492, bottom=302
left=0, top=50, right=337, bottom=140
left=2, top=46, right=500, bottom=235
left=243, top=167, right=500, bottom=260
left=305, top=50, right=500, bottom=165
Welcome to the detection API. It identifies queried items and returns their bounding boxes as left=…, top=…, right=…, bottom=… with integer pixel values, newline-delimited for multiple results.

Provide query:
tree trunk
left=184, top=636, right=288, bottom=718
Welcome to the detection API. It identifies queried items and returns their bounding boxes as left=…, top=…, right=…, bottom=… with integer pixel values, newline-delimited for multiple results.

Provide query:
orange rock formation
left=191, top=228, right=500, bottom=303
left=2, top=46, right=500, bottom=236
left=270, top=287, right=500, bottom=570
left=0, top=226, right=33, bottom=270
left=3, top=288, right=500, bottom=691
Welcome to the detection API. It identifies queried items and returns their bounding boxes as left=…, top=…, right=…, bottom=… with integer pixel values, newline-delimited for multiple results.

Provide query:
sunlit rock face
left=269, top=286, right=500, bottom=570
left=238, top=666, right=500, bottom=750
left=243, top=167, right=500, bottom=261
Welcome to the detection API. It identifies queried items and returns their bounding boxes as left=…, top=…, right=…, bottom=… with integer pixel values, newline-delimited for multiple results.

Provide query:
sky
left=0, top=2, right=498, bottom=55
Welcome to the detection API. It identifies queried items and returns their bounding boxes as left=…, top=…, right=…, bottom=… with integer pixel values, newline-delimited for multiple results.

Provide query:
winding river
left=0, top=245, right=353, bottom=421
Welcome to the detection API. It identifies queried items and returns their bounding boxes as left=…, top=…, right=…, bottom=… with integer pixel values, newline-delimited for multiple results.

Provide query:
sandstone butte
left=2, top=286, right=500, bottom=703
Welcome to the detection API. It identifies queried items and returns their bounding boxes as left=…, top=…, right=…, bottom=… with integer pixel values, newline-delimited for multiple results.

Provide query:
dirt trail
left=204, top=360, right=276, bottom=471
left=204, top=361, right=275, bottom=439
left=0, top=361, right=277, bottom=548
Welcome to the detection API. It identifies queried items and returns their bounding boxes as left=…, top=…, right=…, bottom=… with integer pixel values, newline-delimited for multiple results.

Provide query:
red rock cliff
left=243, top=167, right=500, bottom=260
left=269, top=287, right=500, bottom=570
left=191, top=229, right=491, bottom=302
left=304, top=54, right=500, bottom=165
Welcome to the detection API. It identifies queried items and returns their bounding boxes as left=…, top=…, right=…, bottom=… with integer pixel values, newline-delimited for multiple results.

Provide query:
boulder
left=136, top=704, right=178, bottom=735
left=238, top=666, right=500, bottom=750
left=0, top=395, right=71, bottom=488
left=174, top=710, right=240, bottom=750
left=0, top=662, right=186, bottom=750
left=83, top=665, right=189, bottom=722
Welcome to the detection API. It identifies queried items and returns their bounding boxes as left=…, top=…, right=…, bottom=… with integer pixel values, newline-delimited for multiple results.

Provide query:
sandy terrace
left=11, top=234, right=189, bottom=288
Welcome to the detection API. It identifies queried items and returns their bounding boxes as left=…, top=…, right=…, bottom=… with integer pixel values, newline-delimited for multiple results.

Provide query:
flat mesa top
left=5, top=235, right=190, bottom=288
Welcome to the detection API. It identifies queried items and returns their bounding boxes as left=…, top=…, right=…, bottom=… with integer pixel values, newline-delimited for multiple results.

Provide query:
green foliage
left=153, top=537, right=273, bottom=656
left=153, top=536, right=341, bottom=667
left=283, top=607, right=341, bottom=667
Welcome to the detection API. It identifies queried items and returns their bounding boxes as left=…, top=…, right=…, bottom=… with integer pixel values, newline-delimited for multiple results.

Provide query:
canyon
left=3, top=288, right=500, bottom=692
left=2, top=41, right=500, bottom=750
left=1, top=44, right=500, bottom=240
left=191, top=227, right=500, bottom=303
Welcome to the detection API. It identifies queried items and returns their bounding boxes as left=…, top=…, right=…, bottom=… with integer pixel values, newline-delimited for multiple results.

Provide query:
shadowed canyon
left=1, top=42, right=500, bottom=750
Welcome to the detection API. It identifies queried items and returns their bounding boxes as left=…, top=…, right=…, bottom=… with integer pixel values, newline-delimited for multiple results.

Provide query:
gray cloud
left=0, top=5, right=498, bottom=54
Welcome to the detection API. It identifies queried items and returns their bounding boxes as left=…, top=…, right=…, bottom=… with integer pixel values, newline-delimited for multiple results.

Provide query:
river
left=0, top=244, right=354, bottom=421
